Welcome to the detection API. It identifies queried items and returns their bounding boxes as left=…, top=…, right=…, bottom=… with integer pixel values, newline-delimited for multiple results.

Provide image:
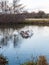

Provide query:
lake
left=0, top=25, right=49, bottom=65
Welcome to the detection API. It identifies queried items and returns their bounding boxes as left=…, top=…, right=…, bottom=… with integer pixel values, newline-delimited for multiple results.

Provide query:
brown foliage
left=0, top=14, right=25, bottom=23
left=0, top=55, right=8, bottom=65
left=37, top=56, right=48, bottom=65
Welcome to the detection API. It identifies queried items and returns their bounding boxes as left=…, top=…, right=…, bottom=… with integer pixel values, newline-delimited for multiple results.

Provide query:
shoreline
left=0, top=18, right=49, bottom=28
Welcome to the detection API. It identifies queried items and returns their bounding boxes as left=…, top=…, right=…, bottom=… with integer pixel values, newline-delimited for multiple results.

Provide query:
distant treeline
left=21, top=11, right=49, bottom=18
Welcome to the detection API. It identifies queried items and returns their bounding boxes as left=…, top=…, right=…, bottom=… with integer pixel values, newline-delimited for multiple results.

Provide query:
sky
left=9, top=0, right=49, bottom=13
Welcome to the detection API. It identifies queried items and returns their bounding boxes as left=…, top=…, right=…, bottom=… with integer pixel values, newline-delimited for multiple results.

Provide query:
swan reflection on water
left=20, top=30, right=33, bottom=38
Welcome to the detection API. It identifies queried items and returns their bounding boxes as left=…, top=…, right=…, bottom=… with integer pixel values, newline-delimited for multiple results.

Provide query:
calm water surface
left=0, top=25, right=49, bottom=65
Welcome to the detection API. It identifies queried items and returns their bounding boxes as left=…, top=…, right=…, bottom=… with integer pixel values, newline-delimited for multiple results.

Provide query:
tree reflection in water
left=0, top=36, right=9, bottom=47
left=0, top=33, right=22, bottom=48
left=13, top=34, right=19, bottom=47
left=13, top=34, right=22, bottom=48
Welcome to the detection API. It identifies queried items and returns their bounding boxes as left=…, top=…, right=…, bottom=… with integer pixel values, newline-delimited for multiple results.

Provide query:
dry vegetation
left=0, top=54, right=8, bottom=65
left=22, top=56, right=48, bottom=65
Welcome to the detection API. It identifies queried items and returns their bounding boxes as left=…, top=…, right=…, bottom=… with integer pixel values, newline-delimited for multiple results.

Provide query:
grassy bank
left=23, top=18, right=49, bottom=26
left=11, top=18, right=49, bottom=25
left=0, top=19, right=49, bottom=28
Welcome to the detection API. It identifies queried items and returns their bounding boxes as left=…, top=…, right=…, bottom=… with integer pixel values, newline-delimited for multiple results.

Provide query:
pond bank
left=0, top=20, right=49, bottom=28
left=24, top=18, right=49, bottom=26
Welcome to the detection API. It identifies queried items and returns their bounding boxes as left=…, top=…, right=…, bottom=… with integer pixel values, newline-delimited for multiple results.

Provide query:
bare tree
left=0, top=1, right=4, bottom=13
left=0, top=0, right=9, bottom=14
left=0, top=0, right=24, bottom=14
left=12, top=0, right=24, bottom=14
left=4, top=1, right=8, bottom=13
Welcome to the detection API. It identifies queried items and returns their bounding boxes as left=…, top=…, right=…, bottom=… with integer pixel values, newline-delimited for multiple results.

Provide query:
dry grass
left=0, top=54, right=8, bottom=65
left=22, top=56, right=48, bottom=65
left=37, top=56, right=48, bottom=65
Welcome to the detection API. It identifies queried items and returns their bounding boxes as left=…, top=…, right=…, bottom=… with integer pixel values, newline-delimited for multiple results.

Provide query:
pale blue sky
left=9, top=0, right=49, bottom=13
